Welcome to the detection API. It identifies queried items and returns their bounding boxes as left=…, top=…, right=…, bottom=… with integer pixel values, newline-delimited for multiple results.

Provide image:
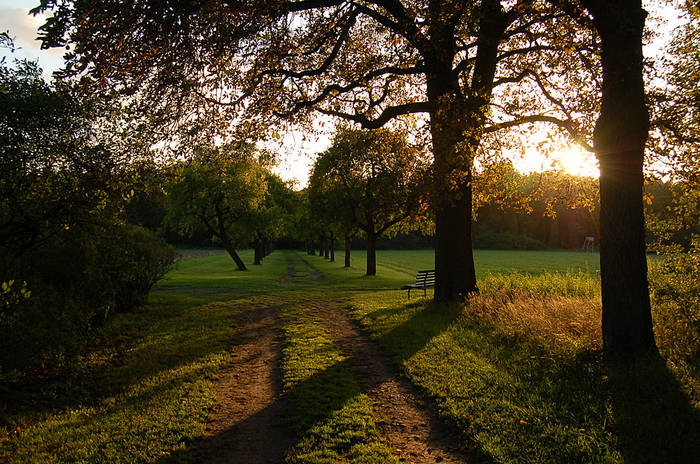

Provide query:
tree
left=0, top=54, right=177, bottom=372
left=34, top=0, right=598, bottom=301
left=308, top=153, right=358, bottom=267
left=647, top=0, right=699, bottom=244
left=248, top=172, right=296, bottom=265
left=0, top=59, right=133, bottom=265
left=551, top=0, right=656, bottom=358
left=165, top=144, right=268, bottom=271
left=310, top=127, right=426, bottom=275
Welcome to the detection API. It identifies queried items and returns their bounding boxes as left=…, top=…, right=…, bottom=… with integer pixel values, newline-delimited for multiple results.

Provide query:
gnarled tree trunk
left=585, top=0, right=656, bottom=359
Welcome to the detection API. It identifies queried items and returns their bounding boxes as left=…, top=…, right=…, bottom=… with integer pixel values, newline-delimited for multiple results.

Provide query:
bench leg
left=423, top=287, right=427, bottom=298
left=407, top=288, right=411, bottom=299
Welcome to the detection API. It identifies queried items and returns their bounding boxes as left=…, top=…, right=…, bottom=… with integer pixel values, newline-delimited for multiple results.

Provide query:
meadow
left=1, top=249, right=697, bottom=463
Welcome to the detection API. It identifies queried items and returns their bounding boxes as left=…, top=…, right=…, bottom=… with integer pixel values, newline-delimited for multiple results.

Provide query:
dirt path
left=321, top=302, right=481, bottom=464
left=190, top=302, right=294, bottom=463
left=192, top=252, right=478, bottom=463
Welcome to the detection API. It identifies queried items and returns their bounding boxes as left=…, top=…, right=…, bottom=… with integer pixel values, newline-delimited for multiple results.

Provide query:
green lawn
left=2, top=249, right=697, bottom=464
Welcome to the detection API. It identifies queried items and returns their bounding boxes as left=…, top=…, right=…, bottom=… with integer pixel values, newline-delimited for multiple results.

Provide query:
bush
left=0, top=224, right=177, bottom=381
left=112, top=226, right=180, bottom=312
left=648, top=242, right=700, bottom=366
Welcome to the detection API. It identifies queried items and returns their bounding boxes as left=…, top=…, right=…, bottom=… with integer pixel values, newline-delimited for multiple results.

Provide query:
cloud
left=0, top=7, right=63, bottom=56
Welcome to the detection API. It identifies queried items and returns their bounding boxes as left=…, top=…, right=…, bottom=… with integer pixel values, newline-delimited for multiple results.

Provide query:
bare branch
left=316, top=101, right=432, bottom=129
left=486, top=114, right=594, bottom=152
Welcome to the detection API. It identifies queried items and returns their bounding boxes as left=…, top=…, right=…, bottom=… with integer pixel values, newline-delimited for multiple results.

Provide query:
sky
left=0, top=0, right=63, bottom=76
left=1, top=0, right=684, bottom=185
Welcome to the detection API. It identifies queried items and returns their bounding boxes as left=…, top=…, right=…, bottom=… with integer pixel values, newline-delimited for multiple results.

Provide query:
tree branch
left=485, top=114, right=594, bottom=152
left=316, top=101, right=431, bottom=129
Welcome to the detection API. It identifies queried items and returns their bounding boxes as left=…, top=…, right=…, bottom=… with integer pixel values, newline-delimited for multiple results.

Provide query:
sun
left=552, top=145, right=600, bottom=178
left=513, top=143, right=600, bottom=178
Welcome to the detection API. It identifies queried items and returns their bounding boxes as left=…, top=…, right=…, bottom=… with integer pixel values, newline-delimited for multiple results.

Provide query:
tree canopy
left=33, top=0, right=602, bottom=300
left=165, top=144, right=269, bottom=270
left=30, top=0, right=672, bottom=358
left=309, top=126, right=427, bottom=275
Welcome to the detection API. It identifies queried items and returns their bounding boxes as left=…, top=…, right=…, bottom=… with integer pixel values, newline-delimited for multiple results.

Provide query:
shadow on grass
left=1, top=291, right=268, bottom=422
left=157, top=298, right=486, bottom=464
left=156, top=359, right=369, bottom=464
left=363, top=299, right=461, bottom=362
left=607, top=353, right=700, bottom=463
left=354, top=297, right=700, bottom=463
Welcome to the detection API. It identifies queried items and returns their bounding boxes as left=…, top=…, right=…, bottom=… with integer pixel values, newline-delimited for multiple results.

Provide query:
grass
left=2, top=248, right=697, bottom=463
left=347, top=271, right=700, bottom=463
left=1, top=291, right=240, bottom=463
left=0, top=252, right=291, bottom=463
left=158, top=249, right=290, bottom=291
left=279, top=289, right=396, bottom=463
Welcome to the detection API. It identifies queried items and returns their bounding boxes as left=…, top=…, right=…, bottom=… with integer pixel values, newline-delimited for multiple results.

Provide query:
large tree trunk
left=323, top=235, right=330, bottom=259
left=366, top=230, right=377, bottom=276
left=427, top=0, right=505, bottom=301
left=344, top=233, right=352, bottom=267
left=585, top=0, right=656, bottom=359
left=427, top=62, right=478, bottom=301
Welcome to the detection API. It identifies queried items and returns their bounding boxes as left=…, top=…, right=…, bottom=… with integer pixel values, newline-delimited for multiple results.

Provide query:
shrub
left=648, top=242, right=700, bottom=367
left=0, top=224, right=177, bottom=382
left=112, top=226, right=179, bottom=312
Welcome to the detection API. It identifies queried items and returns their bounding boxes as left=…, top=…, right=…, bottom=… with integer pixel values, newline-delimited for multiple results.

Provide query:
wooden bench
left=401, top=270, right=435, bottom=299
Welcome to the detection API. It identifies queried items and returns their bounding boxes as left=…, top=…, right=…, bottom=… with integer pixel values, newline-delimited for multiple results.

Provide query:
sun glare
left=552, top=146, right=600, bottom=178
left=514, top=144, right=600, bottom=178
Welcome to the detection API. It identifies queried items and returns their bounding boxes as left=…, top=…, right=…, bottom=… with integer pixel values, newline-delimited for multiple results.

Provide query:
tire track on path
left=320, top=302, right=485, bottom=464
left=188, top=298, right=293, bottom=463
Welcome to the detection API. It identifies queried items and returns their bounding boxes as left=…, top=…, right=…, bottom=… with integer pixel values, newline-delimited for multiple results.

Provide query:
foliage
left=649, top=241, right=700, bottom=377
left=247, top=172, right=297, bottom=263
left=0, top=60, right=127, bottom=262
left=646, top=4, right=700, bottom=253
left=32, top=0, right=604, bottom=300
left=164, top=143, right=269, bottom=269
left=308, top=126, right=428, bottom=273
left=0, top=225, right=177, bottom=378
left=474, top=161, right=599, bottom=249
left=473, top=227, right=548, bottom=250
left=0, top=59, right=176, bottom=381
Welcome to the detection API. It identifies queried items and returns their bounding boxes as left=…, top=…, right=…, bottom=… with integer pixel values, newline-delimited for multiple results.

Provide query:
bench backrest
left=415, top=270, right=435, bottom=286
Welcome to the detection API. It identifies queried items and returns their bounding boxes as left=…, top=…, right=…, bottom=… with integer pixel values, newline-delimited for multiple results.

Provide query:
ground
left=2, top=249, right=698, bottom=463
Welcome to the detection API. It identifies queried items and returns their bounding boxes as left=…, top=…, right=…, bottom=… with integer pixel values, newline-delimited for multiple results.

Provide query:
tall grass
left=477, top=270, right=600, bottom=297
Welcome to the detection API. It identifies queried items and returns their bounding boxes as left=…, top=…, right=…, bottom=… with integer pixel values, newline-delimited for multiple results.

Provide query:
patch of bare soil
left=188, top=303, right=294, bottom=463
left=321, top=303, right=485, bottom=464
left=178, top=248, right=227, bottom=260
